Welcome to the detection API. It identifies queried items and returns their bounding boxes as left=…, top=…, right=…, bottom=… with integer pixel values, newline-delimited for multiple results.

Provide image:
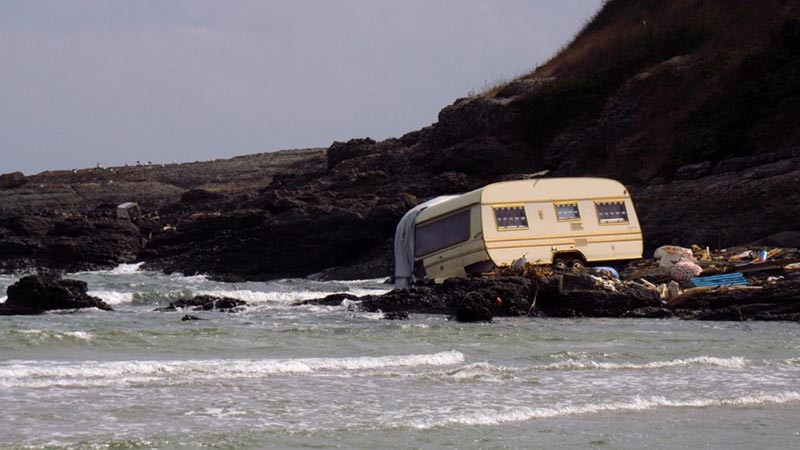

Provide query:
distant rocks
left=181, top=314, right=205, bottom=321
left=0, top=273, right=112, bottom=315
left=0, top=216, right=141, bottom=273
left=299, top=293, right=359, bottom=306
left=156, top=295, right=246, bottom=312
left=383, top=311, right=409, bottom=320
left=0, top=172, right=26, bottom=190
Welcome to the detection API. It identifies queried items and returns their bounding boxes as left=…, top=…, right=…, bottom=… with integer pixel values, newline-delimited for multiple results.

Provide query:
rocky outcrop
left=0, top=172, right=26, bottom=190
left=156, top=295, right=247, bottom=312
left=302, top=269, right=800, bottom=322
left=0, top=216, right=141, bottom=273
left=0, top=273, right=112, bottom=315
left=673, top=278, right=800, bottom=321
left=0, top=149, right=323, bottom=274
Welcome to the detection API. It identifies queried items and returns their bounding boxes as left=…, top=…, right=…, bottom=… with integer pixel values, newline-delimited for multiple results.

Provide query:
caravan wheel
left=552, top=258, right=568, bottom=272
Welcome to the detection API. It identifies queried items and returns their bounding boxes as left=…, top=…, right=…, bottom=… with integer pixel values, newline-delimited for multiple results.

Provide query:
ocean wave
left=88, top=290, right=134, bottom=305
left=442, top=362, right=516, bottom=382
left=87, top=288, right=372, bottom=307
left=408, top=392, right=800, bottom=429
left=193, top=289, right=337, bottom=304
left=3, top=329, right=94, bottom=343
left=537, top=356, right=747, bottom=371
left=72, top=262, right=145, bottom=275
left=349, top=356, right=749, bottom=382
left=0, top=350, right=465, bottom=387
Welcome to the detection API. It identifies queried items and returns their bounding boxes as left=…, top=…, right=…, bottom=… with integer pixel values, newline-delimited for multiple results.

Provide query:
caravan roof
left=415, top=178, right=631, bottom=224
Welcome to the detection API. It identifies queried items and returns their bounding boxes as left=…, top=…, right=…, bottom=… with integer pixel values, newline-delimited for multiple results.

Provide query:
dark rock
left=0, top=172, right=27, bottom=189
left=746, top=230, right=800, bottom=248
left=327, top=138, right=376, bottom=170
left=624, top=307, right=674, bottom=319
left=180, top=189, right=225, bottom=205
left=360, top=277, right=534, bottom=316
left=181, top=314, right=205, bottom=321
left=675, top=161, right=713, bottom=180
left=383, top=311, right=409, bottom=320
left=0, top=273, right=112, bottom=315
left=162, top=295, right=246, bottom=312
left=455, top=291, right=495, bottom=322
left=300, top=293, right=359, bottom=306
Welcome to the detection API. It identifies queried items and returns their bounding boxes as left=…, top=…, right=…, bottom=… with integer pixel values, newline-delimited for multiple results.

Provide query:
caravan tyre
left=570, top=260, right=585, bottom=271
left=552, top=259, right=568, bottom=272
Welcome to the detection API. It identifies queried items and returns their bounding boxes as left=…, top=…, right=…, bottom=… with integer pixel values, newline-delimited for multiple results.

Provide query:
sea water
left=1, top=265, right=799, bottom=449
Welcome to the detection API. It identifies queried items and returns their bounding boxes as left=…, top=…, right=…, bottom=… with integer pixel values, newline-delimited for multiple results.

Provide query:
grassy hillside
left=486, top=0, right=800, bottom=180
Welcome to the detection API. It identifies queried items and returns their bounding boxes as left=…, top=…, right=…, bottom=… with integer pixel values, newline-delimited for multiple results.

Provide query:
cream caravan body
left=394, top=178, right=643, bottom=286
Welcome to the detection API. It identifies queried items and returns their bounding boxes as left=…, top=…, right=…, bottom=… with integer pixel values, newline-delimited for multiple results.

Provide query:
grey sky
left=0, top=1, right=602, bottom=175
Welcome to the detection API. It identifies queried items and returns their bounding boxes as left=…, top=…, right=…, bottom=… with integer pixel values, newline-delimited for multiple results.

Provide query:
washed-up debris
left=654, top=245, right=693, bottom=268
left=671, top=261, right=703, bottom=282
left=296, top=245, right=800, bottom=322
left=691, top=273, right=748, bottom=288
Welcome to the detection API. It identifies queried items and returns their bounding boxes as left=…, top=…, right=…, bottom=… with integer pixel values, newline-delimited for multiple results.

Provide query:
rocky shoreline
left=303, top=265, right=800, bottom=323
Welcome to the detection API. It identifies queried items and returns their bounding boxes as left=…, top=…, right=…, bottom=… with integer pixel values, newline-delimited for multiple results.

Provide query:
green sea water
left=1, top=265, right=799, bottom=449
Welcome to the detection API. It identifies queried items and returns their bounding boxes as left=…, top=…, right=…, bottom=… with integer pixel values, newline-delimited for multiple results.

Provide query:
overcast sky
left=0, top=1, right=602, bottom=175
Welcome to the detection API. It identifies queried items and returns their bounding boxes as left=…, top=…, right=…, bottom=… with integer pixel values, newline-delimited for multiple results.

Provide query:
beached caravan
left=394, top=178, right=643, bottom=287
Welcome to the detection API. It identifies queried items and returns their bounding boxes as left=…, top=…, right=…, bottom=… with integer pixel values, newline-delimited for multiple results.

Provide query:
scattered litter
left=765, top=276, right=784, bottom=284
left=691, top=272, right=748, bottom=288
left=671, top=261, right=703, bottom=282
left=654, top=245, right=694, bottom=268
left=667, top=280, right=683, bottom=299
left=593, top=266, right=620, bottom=279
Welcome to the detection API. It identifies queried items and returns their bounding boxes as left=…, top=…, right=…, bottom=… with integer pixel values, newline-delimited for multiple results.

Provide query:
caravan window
left=494, top=206, right=528, bottom=230
left=414, top=210, right=470, bottom=257
left=555, top=203, right=580, bottom=221
left=596, top=200, right=629, bottom=224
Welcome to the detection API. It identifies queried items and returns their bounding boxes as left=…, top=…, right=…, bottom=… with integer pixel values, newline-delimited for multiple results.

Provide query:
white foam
left=72, top=262, right=145, bottom=275
left=193, top=289, right=330, bottom=304
left=409, top=392, right=800, bottom=429
left=8, top=329, right=93, bottom=341
left=63, top=331, right=93, bottom=340
left=0, top=351, right=465, bottom=387
left=88, top=290, right=134, bottom=305
left=107, top=262, right=145, bottom=274
left=538, top=356, right=748, bottom=371
left=0, top=295, right=6, bottom=304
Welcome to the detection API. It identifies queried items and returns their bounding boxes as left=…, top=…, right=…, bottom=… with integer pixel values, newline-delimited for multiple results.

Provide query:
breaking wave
left=88, top=291, right=134, bottom=305
left=408, top=392, right=800, bottom=429
left=537, top=356, right=748, bottom=370
left=73, top=262, right=145, bottom=276
left=0, top=350, right=465, bottom=388
left=3, top=329, right=94, bottom=345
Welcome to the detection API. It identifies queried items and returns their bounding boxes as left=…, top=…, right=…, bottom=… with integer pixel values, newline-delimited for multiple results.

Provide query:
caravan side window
left=493, top=206, right=528, bottom=230
left=554, top=202, right=580, bottom=221
left=414, top=210, right=470, bottom=257
left=595, top=200, right=629, bottom=224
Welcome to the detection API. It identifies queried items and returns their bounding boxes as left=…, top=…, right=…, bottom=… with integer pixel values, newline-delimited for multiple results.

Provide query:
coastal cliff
left=2, top=0, right=799, bottom=280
